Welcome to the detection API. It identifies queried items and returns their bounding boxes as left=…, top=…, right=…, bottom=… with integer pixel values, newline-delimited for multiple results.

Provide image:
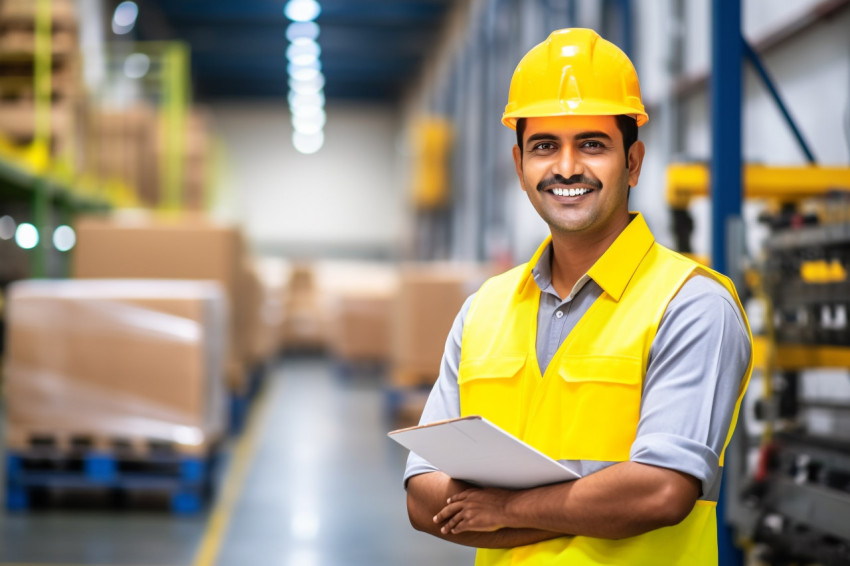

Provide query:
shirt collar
left=519, top=212, right=655, bottom=302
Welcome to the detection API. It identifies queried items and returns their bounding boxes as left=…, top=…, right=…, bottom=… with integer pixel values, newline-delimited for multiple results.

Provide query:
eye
left=580, top=140, right=608, bottom=153
left=531, top=141, right=556, bottom=152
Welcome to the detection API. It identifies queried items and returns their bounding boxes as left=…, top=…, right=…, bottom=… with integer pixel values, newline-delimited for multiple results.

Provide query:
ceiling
left=134, top=0, right=453, bottom=103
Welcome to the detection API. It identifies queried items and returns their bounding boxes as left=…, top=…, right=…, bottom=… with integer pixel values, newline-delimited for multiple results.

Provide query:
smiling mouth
left=550, top=187, right=594, bottom=197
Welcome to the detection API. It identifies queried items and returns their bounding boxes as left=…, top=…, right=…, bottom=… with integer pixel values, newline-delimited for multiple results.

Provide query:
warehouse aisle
left=0, top=356, right=474, bottom=565
left=214, top=355, right=474, bottom=566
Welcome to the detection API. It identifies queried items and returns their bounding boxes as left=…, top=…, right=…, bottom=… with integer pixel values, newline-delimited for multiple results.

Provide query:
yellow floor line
left=192, top=379, right=276, bottom=566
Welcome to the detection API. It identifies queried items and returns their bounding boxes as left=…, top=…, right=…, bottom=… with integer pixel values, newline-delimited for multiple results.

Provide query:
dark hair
left=515, top=115, right=638, bottom=160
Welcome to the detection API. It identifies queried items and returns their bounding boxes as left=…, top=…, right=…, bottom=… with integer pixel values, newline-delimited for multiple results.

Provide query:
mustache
left=537, top=174, right=603, bottom=192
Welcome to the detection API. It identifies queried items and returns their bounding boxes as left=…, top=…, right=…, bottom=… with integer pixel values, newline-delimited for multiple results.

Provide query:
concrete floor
left=0, top=355, right=475, bottom=566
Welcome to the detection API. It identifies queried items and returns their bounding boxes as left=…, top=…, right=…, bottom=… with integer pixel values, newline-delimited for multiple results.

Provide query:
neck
left=548, top=214, right=631, bottom=297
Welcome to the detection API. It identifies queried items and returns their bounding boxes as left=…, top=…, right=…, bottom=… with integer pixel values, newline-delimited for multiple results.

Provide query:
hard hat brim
left=502, top=100, right=649, bottom=130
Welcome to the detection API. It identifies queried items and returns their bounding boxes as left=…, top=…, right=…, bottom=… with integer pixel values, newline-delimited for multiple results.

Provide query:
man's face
left=512, top=115, right=644, bottom=238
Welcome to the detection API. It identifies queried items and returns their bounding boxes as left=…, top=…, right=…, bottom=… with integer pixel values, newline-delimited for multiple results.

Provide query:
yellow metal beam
left=753, top=336, right=850, bottom=371
left=667, top=163, right=850, bottom=208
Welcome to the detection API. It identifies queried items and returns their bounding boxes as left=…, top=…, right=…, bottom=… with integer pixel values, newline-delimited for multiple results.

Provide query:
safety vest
left=459, top=214, right=753, bottom=566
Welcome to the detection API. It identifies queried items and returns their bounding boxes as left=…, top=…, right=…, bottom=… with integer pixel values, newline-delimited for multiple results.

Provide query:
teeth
left=552, top=187, right=591, bottom=197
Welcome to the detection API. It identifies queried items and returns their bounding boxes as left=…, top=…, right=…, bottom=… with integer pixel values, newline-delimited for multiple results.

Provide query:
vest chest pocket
left=554, top=355, right=643, bottom=461
left=458, top=355, right=527, bottom=438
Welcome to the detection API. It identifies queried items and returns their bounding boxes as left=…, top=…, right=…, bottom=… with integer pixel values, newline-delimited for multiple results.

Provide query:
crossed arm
left=406, top=460, right=700, bottom=548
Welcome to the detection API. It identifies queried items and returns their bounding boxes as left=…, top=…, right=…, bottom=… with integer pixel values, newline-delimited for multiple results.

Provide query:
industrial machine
left=667, top=164, right=850, bottom=566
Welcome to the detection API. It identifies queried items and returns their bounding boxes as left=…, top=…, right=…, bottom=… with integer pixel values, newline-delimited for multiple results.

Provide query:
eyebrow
left=525, top=130, right=614, bottom=146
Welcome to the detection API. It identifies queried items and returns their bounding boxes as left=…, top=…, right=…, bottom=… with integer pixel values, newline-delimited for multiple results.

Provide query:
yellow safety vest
left=459, top=214, right=753, bottom=566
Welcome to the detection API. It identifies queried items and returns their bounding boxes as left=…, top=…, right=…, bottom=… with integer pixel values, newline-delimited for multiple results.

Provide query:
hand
left=433, top=487, right=516, bottom=534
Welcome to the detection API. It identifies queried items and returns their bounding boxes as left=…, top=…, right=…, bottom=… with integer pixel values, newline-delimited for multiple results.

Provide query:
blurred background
left=0, top=0, right=849, bottom=565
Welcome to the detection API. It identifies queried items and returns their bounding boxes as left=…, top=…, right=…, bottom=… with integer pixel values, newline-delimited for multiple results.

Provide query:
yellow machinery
left=667, top=161, right=850, bottom=564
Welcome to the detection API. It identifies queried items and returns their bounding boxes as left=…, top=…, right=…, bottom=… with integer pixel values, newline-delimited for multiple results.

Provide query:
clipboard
left=388, top=415, right=581, bottom=489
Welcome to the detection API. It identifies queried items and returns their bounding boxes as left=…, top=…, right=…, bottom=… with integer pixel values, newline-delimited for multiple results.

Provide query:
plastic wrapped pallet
left=72, top=213, right=252, bottom=393
left=2, top=279, right=228, bottom=455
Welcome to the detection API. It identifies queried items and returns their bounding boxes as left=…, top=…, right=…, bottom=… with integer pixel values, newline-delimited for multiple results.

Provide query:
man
left=403, top=28, right=753, bottom=565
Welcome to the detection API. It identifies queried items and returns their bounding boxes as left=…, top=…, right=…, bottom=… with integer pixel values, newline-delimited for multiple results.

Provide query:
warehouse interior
left=0, top=0, right=849, bottom=565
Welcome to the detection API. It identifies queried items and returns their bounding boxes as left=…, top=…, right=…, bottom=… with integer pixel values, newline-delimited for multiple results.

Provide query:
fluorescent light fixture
left=289, top=74, right=325, bottom=95
left=288, top=90, right=324, bottom=108
left=52, top=225, right=76, bottom=252
left=15, top=223, right=39, bottom=250
left=289, top=65, right=321, bottom=82
left=0, top=215, right=15, bottom=240
left=288, top=59, right=320, bottom=76
left=112, top=1, right=138, bottom=35
left=286, top=21, right=320, bottom=42
left=284, top=0, right=321, bottom=23
left=286, top=38, right=321, bottom=66
left=123, top=53, right=150, bottom=79
left=292, top=112, right=326, bottom=134
left=290, top=104, right=324, bottom=119
left=293, top=130, right=324, bottom=154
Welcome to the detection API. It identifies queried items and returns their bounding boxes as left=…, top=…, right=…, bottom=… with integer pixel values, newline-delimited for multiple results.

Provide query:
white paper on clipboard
left=388, top=415, right=581, bottom=489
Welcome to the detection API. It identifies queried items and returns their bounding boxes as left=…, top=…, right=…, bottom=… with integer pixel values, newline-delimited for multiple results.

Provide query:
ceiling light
left=52, top=225, right=76, bottom=252
left=293, top=130, right=324, bottom=154
left=289, top=65, right=320, bottom=82
left=291, top=105, right=325, bottom=119
left=284, top=0, right=321, bottom=23
left=289, top=74, right=325, bottom=95
left=112, top=1, right=138, bottom=35
left=288, top=90, right=324, bottom=109
left=123, top=53, right=150, bottom=79
left=15, top=223, right=39, bottom=250
left=286, top=21, right=320, bottom=42
left=292, top=112, right=326, bottom=134
left=286, top=38, right=320, bottom=66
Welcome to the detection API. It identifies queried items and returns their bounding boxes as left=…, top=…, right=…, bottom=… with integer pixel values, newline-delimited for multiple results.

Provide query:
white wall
left=210, top=102, right=404, bottom=258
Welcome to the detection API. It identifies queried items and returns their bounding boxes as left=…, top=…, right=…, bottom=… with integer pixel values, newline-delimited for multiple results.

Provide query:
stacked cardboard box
left=3, top=279, right=228, bottom=455
left=90, top=104, right=159, bottom=206
left=322, top=262, right=399, bottom=364
left=281, top=262, right=326, bottom=351
left=183, top=109, right=212, bottom=211
left=330, top=292, right=394, bottom=362
left=391, top=263, right=486, bottom=387
left=246, top=258, right=288, bottom=364
left=72, top=214, right=253, bottom=394
left=0, top=0, right=83, bottom=163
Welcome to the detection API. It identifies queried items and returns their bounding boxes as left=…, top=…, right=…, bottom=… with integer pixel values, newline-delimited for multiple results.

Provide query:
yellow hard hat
left=502, top=28, right=648, bottom=130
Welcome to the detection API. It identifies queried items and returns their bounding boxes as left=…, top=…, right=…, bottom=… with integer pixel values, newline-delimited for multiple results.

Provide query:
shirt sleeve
left=402, top=294, right=474, bottom=487
left=629, top=275, right=752, bottom=498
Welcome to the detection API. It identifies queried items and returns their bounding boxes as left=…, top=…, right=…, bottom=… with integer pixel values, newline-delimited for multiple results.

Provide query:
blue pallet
left=229, top=362, right=268, bottom=435
left=5, top=448, right=217, bottom=514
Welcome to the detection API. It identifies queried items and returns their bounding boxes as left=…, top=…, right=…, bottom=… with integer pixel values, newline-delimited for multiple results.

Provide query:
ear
left=627, top=140, right=645, bottom=187
left=512, top=145, right=527, bottom=192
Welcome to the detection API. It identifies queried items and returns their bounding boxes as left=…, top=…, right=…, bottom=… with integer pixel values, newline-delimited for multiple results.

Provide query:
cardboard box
left=281, top=262, right=326, bottom=351
left=2, top=279, right=227, bottom=454
left=391, top=263, right=485, bottom=386
left=329, top=291, right=394, bottom=362
left=245, top=258, right=287, bottom=364
left=0, top=0, right=78, bottom=29
left=72, top=214, right=252, bottom=392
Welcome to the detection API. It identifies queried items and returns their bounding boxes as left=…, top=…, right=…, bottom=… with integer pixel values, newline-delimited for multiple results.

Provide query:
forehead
left=523, top=115, right=620, bottom=138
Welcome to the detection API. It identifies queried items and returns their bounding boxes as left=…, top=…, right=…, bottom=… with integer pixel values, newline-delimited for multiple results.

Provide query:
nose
left=553, top=145, right=582, bottom=179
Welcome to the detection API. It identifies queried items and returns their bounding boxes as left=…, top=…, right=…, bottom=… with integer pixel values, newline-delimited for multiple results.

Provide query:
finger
left=447, top=488, right=474, bottom=504
left=433, top=501, right=461, bottom=524
left=441, top=510, right=466, bottom=534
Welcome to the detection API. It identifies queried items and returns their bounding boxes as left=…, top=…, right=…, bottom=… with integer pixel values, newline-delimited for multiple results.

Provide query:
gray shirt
left=403, top=243, right=752, bottom=501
